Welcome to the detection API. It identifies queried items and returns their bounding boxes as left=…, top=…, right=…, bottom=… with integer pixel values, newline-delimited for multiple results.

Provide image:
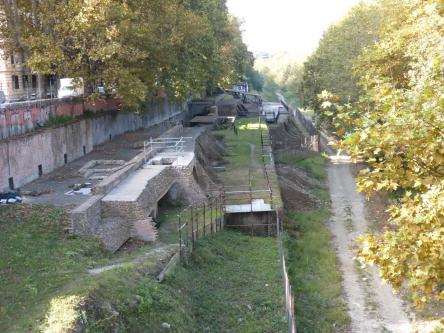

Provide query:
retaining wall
left=0, top=97, right=120, bottom=140
left=0, top=99, right=187, bottom=192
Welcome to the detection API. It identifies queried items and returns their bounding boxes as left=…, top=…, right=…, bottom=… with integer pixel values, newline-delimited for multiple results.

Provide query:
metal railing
left=260, top=115, right=296, bottom=333
left=277, top=211, right=296, bottom=333
left=143, top=136, right=192, bottom=163
left=177, top=195, right=225, bottom=256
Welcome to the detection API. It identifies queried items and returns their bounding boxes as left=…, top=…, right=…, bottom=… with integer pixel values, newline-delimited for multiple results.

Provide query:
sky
left=226, top=0, right=362, bottom=60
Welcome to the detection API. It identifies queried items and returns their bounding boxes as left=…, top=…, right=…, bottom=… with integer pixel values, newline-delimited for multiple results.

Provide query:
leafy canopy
left=0, top=0, right=250, bottom=107
left=318, top=0, right=444, bottom=307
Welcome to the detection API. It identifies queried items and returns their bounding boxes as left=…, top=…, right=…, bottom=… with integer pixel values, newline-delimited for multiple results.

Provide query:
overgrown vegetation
left=82, top=232, right=287, bottom=332
left=279, top=152, right=350, bottom=332
left=0, top=204, right=286, bottom=332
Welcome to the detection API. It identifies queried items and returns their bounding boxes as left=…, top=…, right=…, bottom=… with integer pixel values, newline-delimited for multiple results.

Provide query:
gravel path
left=327, top=158, right=413, bottom=333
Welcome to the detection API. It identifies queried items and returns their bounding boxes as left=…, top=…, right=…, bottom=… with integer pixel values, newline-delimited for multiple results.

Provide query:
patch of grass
left=277, top=151, right=327, bottom=181
left=285, top=209, right=350, bottom=332
left=0, top=205, right=113, bottom=332
left=276, top=150, right=350, bottom=332
left=45, top=114, right=75, bottom=126
left=212, top=117, right=282, bottom=207
left=85, top=231, right=287, bottom=332
left=343, top=205, right=355, bottom=232
left=213, top=118, right=267, bottom=185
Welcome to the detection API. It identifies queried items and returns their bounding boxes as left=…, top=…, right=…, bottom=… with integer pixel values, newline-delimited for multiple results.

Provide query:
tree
left=298, top=2, right=383, bottom=126
left=322, top=0, right=444, bottom=307
left=0, top=0, right=250, bottom=107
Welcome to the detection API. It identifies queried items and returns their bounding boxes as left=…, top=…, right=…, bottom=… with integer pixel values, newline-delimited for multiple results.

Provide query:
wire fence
left=277, top=211, right=296, bottom=333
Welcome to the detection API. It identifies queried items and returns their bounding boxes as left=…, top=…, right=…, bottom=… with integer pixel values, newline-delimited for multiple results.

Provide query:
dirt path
left=249, top=143, right=259, bottom=168
left=327, top=158, right=413, bottom=333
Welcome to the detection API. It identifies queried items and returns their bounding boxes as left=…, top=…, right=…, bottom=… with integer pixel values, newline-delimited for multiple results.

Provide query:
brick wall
left=0, top=97, right=120, bottom=139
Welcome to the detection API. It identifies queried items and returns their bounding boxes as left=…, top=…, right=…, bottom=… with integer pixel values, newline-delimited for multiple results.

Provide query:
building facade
left=0, top=50, right=57, bottom=103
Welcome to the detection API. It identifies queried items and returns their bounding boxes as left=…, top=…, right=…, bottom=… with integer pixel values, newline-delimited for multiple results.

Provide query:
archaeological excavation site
left=0, top=84, right=327, bottom=332
left=1, top=1, right=441, bottom=332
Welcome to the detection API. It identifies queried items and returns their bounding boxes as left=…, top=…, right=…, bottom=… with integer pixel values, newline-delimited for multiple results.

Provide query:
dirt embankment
left=270, top=123, right=321, bottom=211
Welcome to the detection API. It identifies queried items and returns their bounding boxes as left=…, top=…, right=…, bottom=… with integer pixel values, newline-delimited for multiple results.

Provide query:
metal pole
left=203, top=203, right=206, bottom=237
left=210, top=197, right=214, bottom=234
left=178, top=214, right=182, bottom=257
left=196, top=205, right=199, bottom=240
left=191, top=206, right=195, bottom=248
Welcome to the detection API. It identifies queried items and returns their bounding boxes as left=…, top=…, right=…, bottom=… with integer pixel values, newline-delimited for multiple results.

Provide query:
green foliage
left=255, top=53, right=303, bottom=106
left=245, top=65, right=264, bottom=92
left=44, top=114, right=75, bottom=126
left=0, top=0, right=250, bottom=107
left=299, top=2, right=383, bottom=125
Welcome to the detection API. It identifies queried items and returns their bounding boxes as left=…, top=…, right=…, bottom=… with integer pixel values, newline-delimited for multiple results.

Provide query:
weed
left=343, top=205, right=355, bottom=232
left=45, top=114, right=75, bottom=126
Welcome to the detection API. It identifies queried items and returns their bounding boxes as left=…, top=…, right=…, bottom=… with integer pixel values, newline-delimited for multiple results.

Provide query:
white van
left=58, top=78, right=84, bottom=98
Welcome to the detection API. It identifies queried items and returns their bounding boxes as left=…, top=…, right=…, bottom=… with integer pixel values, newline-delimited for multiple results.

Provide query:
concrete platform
left=225, top=199, right=272, bottom=213
left=146, top=152, right=195, bottom=168
left=103, top=166, right=167, bottom=202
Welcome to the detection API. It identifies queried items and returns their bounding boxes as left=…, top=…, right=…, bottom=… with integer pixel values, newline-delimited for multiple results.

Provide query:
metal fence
left=177, top=195, right=225, bottom=256
left=260, top=115, right=297, bottom=333
left=176, top=115, right=296, bottom=332
left=143, top=136, right=191, bottom=163
left=276, top=211, right=296, bottom=333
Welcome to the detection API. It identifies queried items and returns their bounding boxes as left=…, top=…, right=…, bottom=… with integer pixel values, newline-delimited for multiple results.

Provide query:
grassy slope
left=0, top=205, right=285, bottom=333
left=85, top=231, right=286, bottom=333
left=280, top=153, right=350, bottom=333
left=0, top=205, right=112, bottom=332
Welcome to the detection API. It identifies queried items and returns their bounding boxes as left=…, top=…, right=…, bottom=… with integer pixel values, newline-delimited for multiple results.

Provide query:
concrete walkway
left=21, top=124, right=184, bottom=206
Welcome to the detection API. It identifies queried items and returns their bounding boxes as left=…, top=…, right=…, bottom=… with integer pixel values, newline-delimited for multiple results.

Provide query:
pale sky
left=227, top=0, right=362, bottom=59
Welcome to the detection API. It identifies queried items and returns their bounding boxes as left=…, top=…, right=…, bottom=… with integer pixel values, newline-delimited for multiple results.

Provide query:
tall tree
left=0, top=0, right=250, bottom=107
left=320, top=0, right=444, bottom=307
left=298, top=2, right=383, bottom=126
